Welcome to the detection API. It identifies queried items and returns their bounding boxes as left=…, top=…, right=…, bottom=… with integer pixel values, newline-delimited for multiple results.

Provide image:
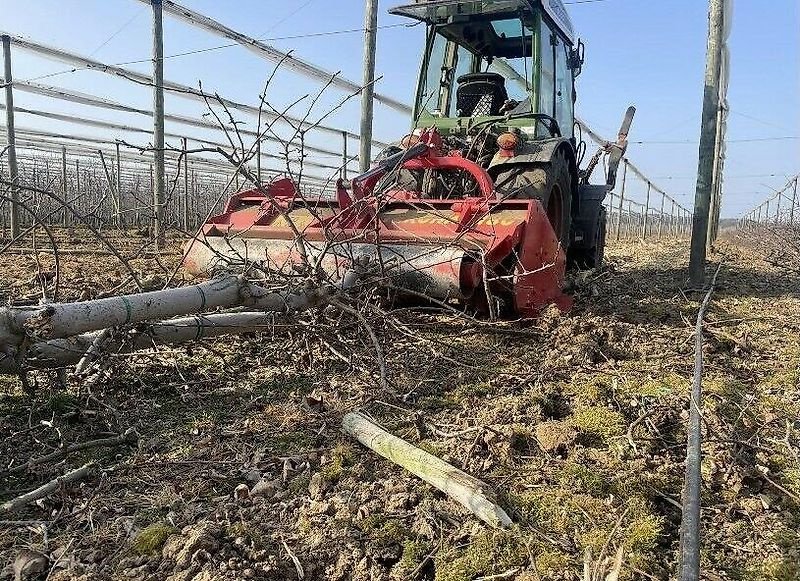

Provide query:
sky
left=0, top=0, right=798, bottom=217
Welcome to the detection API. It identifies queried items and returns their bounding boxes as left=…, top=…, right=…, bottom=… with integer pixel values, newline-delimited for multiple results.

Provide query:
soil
left=1, top=229, right=799, bottom=581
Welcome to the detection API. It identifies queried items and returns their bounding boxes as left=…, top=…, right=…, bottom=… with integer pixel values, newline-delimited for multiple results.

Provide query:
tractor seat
left=456, top=72, right=509, bottom=117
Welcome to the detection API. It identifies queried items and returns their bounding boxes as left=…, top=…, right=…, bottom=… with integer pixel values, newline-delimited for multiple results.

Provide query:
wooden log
left=15, top=311, right=288, bottom=370
left=0, top=275, right=338, bottom=347
left=1, top=462, right=94, bottom=514
left=342, top=411, right=512, bottom=528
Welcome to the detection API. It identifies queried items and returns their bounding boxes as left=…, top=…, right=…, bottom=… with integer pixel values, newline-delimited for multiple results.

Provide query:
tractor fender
left=488, top=137, right=578, bottom=204
left=570, top=184, right=607, bottom=249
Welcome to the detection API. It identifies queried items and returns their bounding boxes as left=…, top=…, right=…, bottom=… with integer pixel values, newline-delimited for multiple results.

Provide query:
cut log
left=342, top=411, right=512, bottom=528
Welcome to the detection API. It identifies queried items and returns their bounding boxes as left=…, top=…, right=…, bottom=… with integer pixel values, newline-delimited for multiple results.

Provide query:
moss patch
left=570, top=406, right=625, bottom=444
left=131, top=522, right=178, bottom=555
left=321, top=442, right=357, bottom=483
left=392, top=539, right=430, bottom=579
left=434, top=530, right=529, bottom=581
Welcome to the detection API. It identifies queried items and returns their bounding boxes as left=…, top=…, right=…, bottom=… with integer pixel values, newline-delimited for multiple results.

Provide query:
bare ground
left=1, top=231, right=799, bottom=581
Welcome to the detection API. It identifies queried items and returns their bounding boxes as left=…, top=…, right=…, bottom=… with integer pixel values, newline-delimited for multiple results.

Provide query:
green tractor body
left=390, top=0, right=627, bottom=267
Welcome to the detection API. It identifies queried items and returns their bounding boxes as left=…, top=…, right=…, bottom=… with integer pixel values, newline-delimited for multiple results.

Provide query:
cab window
left=538, top=20, right=556, bottom=135
left=554, top=39, right=574, bottom=138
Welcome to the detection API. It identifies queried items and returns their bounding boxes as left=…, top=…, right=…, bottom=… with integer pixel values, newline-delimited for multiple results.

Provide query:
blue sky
left=1, top=0, right=798, bottom=217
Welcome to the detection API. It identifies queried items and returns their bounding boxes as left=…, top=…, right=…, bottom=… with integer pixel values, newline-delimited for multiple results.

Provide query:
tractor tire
left=493, top=150, right=573, bottom=251
left=571, top=206, right=607, bottom=269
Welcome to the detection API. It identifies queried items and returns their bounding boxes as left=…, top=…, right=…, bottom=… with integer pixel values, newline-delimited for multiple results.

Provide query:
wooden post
left=115, top=142, right=122, bottom=228
left=98, top=150, right=119, bottom=227
left=75, top=160, right=81, bottom=195
left=255, top=134, right=261, bottom=183
left=358, top=0, right=378, bottom=173
left=670, top=200, right=677, bottom=236
left=790, top=177, right=798, bottom=226
left=615, top=160, right=628, bottom=241
left=688, top=0, right=726, bottom=285
left=182, top=137, right=190, bottom=231
left=61, top=146, right=68, bottom=227
left=642, top=182, right=651, bottom=238
left=341, top=130, right=348, bottom=180
left=151, top=0, right=167, bottom=248
left=2, top=35, right=20, bottom=238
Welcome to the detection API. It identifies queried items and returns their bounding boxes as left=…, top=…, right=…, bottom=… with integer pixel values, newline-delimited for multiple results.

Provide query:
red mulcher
left=183, top=129, right=572, bottom=317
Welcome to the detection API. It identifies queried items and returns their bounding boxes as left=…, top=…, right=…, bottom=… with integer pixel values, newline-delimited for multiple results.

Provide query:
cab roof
left=389, top=0, right=576, bottom=45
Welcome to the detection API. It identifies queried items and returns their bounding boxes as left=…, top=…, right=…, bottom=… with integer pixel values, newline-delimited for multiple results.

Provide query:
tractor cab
left=390, top=0, right=583, bottom=139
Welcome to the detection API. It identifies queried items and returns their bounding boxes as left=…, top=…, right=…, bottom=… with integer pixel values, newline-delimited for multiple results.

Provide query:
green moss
left=48, top=392, right=79, bottom=413
left=558, top=461, right=609, bottom=496
left=768, top=370, right=800, bottom=390
left=570, top=406, right=625, bottom=443
left=577, top=527, right=612, bottom=554
left=533, top=549, right=570, bottom=577
left=371, top=519, right=411, bottom=547
left=512, top=490, right=606, bottom=534
left=781, top=468, right=800, bottom=498
left=570, top=375, right=612, bottom=403
left=624, top=514, right=663, bottom=552
left=288, top=474, right=311, bottom=494
left=434, top=530, right=529, bottom=581
left=420, top=394, right=462, bottom=411
left=228, top=521, right=265, bottom=548
left=393, top=539, right=430, bottom=578
left=359, top=514, right=386, bottom=532
left=0, top=375, right=22, bottom=393
left=747, top=556, right=800, bottom=581
left=321, top=443, right=357, bottom=483
left=455, top=379, right=492, bottom=398
left=131, top=522, right=178, bottom=555
left=635, top=373, right=686, bottom=398
left=274, top=431, right=314, bottom=454
left=257, top=375, right=314, bottom=395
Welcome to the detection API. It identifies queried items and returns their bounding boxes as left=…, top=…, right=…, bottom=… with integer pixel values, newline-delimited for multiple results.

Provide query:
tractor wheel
left=493, top=150, right=573, bottom=250
left=571, top=206, right=607, bottom=269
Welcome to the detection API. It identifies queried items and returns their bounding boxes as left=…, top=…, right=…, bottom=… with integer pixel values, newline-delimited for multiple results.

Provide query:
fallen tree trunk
left=1, top=275, right=341, bottom=346
left=5, top=311, right=290, bottom=372
left=0, top=273, right=350, bottom=373
left=342, top=411, right=512, bottom=528
left=0, top=276, right=245, bottom=347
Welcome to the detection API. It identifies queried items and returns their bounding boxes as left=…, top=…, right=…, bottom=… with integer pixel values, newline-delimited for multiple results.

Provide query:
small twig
left=8, top=429, right=136, bottom=474
left=475, top=568, right=520, bottom=581
left=282, top=539, right=305, bottom=580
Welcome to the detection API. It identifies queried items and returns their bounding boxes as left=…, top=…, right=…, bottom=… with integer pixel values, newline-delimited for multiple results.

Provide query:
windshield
left=415, top=19, right=534, bottom=120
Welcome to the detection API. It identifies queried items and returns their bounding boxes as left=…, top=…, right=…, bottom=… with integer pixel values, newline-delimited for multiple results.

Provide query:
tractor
left=184, top=0, right=632, bottom=318
left=387, top=0, right=631, bottom=268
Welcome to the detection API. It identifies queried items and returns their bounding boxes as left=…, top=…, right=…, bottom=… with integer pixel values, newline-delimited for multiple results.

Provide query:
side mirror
left=569, top=39, right=585, bottom=77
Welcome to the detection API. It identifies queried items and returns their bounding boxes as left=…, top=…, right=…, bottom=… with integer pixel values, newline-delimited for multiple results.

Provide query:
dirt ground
left=1, top=230, right=799, bottom=581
